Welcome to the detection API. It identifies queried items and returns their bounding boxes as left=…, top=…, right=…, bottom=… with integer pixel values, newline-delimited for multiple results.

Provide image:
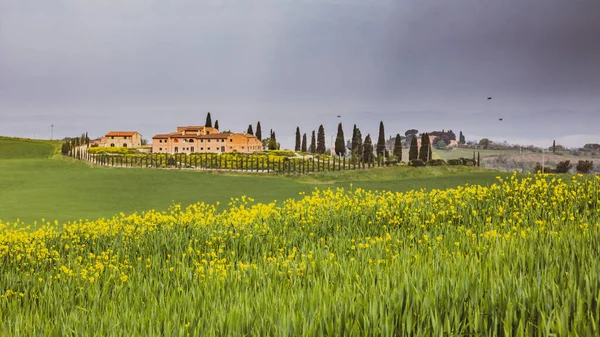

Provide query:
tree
left=255, top=122, right=262, bottom=141
left=393, top=134, right=403, bottom=162
left=247, top=124, right=254, bottom=135
left=376, top=121, right=386, bottom=157
left=409, top=136, right=419, bottom=161
left=205, top=112, right=212, bottom=128
left=335, top=123, right=346, bottom=156
left=479, top=138, right=490, bottom=150
left=459, top=131, right=466, bottom=145
left=419, top=133, right=432, bottom=162
left=268, top=131, right=278, bottom=150
left=555, top=160, right=572, bottom=173
left=310, top=131, right=316, bottom=154
left=141, top=139, right=149, bottom=146
left=552, top=140, right=556, bottom=154
left=301, top=133, right=307, bottom=152
left=477, top=152, right=481, bottom=167
left=317, top=125, right=326, bottom=154
left=363, top=134, right=374, bottom=163
left=350, top=124, right=358, bottom=152
left=436, top=140, right=447, bottom=149
left=576, top=160, right=594, bottom=174
left=295, top=127, right=301, bottom=151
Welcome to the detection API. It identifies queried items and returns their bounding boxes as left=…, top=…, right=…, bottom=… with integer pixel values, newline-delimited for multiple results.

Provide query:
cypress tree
left=477, top=152, right=481, bottom=167
left=459, top=131, right=466, bottom=145
left=552, top=140, right=556, bottom=154
left=355, top=128, right=363, bottom=160
left=268, top=131, right=277, bottom=150
left=247, top=125, right=254, bottom=135
left=376, top=121, right=386, bottom=157
left=335, top=123, right=346, bottom=156
left=256, top=122, right=262, bottom=141
left=351, top=124, right=359, bottom=152
left=393, top=134, right=403, bottom=162
left=409, top=136, right=419, bottom=161
left=363, top=134, right=373, bottom=163
left=295, top=127, right=301, bottom=151
left=205, top=112, right=212, bottom=128
left=419, top=133, right=427, bottom=162
left=317, top=125, right=326, bottom=154
left=310, top=131, right=316, bottom=153
left=301, top=133, right=307, bottom=152
left=214, top=120, right=219, bottom=130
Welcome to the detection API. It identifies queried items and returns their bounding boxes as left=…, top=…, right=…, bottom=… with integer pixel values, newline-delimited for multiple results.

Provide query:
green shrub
left=409, top=159, right=426, bottom=167
left=427, top=159, right=447, bottom=166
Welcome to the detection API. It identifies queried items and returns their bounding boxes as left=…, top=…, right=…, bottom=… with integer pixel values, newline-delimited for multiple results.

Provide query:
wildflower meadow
left=1, top=173, right=599, bottom=336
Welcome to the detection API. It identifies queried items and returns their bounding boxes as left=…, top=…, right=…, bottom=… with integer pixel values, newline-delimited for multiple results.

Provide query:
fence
left=67, top=150, right=395, bottom=174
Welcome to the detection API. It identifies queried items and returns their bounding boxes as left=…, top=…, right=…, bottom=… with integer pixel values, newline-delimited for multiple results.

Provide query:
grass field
left=0, top=138, right=509, bottom=225
left=2, top=172, right=599, bottom=335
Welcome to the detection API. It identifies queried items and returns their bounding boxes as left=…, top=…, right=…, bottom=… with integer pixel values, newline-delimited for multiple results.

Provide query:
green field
left=0, top=138, right=508, bottom=225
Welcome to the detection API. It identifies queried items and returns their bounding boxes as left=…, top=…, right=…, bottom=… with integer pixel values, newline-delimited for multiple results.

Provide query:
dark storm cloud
left=1, top=0, right=599, bottom=147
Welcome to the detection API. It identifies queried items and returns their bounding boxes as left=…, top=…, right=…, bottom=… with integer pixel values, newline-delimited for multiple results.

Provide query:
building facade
left=100, top=132, right=142, bottom=148
left=152, top=126, right=262, bottom=154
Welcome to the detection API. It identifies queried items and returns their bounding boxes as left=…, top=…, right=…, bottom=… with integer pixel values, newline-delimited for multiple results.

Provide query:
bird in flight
left=337, top=115, right=341, bottom=118
left=487, top=97, right=492, bottom=100
left=499, top=118, right=503, bottom=121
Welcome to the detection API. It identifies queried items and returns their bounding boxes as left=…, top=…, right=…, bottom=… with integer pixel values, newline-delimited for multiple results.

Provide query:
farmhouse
left=97, top=132, right=142, bottom=148
left=152, top=126, right=262, bottom=154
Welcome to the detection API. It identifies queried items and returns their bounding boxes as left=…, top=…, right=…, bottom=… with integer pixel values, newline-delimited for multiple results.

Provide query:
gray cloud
left=1, top=0, right=599, bottom=148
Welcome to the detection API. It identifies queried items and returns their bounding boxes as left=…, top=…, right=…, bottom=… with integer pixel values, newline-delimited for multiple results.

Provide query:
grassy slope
left=0, top=138, right=509, bottom=225
left=433, top=147, right=521, bottom=160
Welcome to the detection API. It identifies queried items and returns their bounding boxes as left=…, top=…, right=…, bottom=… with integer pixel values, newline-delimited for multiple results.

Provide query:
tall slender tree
left=419, top=133, right=432, bottom=162
left=351, top=124, right=359, bottom=152
left=214, top=120, right=219, bottom=130
left=205, top=112, right=212, bottom=128
left=301, top=133, right=307, bottom=152
left=310, top=131, right=316, bottom=153
left=409, top=136, right=419, bottom=161
left=355, top=128, right=363, bottom=160
left=376, top=121, right=386, bottom=157
left=255, top=122, right=262, bottom=141
left=552, top=140, right=556, bottom=154
left=393, top=134, right=403, bottom=162
left=295, top=127, right=301, bottom=151
left=335, top=123, right=346, bottom=156
left=459, top=131, right=466, bottom=145
left=247, top=124, right=254, bottom=135
left=363, top=134, right=374, bottom=163
left=268, top=131, right=278, bottom=150
left=317, top=125, right=326, bottom=154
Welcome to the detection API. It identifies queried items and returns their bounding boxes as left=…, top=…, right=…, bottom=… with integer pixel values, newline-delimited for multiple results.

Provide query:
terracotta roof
left=106, top=131, right=139, bottom=137
left=152, top=134, right=170, bottom=139
left=198, top=134, right=229, bottom=139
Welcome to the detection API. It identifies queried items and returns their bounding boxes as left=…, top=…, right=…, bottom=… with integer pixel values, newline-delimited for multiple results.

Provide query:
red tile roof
left=106, top=131, right=140, bottom=137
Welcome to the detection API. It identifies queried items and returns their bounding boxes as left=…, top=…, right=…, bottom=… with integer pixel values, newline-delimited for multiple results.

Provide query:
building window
left=191, top=147, right=195, bottom=152
left=123, top=144, right=128, bottom=148
left=159, top=148, right=162, bottom=151
left=229, top=146, right=232, bottom=149
left=208, top=139, right=211, bottom=142
left=175, top=147, right=179, bottom=153
left=110, top=143, right=115, bottom=147
left=189, top=139, right=194, bottom=143
left=221, top=146, right=225, bottom=152
left=200, top=139, right=204, bottom=142
left=221, top=139, right=225, bottom=142
left=242, top=146, right=245, bottom=149
left=208, top=148, right=210, bottom=150
left=111, top=136, right=114, bottom=139
left=230, top=139, right=233, bottom=142
left=206, top=131, right=210, bottom=135
left=201, top=147, right=204, bottom=150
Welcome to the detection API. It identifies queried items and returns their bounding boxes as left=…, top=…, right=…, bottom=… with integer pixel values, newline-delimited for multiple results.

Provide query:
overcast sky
left=1, top=0, right=599, bottom=148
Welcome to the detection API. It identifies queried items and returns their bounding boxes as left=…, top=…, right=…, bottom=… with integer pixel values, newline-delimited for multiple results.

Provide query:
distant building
left=99, top=132, right=142, bottom=148
left=152, top=126, right=262, bottom=154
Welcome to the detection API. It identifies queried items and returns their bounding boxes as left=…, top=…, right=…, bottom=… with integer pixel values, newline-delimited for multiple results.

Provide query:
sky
left=1, top=0, right=599, bottom=149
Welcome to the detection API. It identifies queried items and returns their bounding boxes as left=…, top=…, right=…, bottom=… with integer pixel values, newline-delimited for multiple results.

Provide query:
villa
left=152, top=126, right=262, bottom=154
left=96, top=131, right=143, bottom=148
